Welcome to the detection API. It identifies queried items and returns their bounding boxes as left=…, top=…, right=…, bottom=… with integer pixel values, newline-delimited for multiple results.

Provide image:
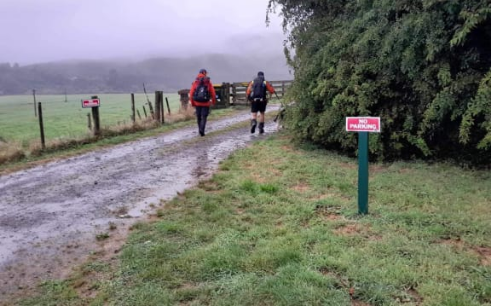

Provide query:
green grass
left=0, top=93, right=182, bottom=145
left=0, top=106, right=241, bottom=175
left=18, top=135, right=491, bottom=306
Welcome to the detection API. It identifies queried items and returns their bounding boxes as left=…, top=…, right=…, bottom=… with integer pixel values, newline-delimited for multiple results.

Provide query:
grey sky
left=0, top=0, right=284, bottom=65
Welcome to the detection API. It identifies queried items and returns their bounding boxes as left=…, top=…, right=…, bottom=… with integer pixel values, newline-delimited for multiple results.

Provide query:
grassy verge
left=19, top=134, right=491, bottom=306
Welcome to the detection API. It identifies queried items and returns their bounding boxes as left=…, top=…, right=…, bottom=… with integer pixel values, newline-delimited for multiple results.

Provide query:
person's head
left=257, top=71, right=264, bottom=77
left=199, top=68, right=208, bottom=76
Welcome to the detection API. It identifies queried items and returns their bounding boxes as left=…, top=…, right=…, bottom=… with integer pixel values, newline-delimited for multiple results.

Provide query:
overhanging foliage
left=269, top=0, right=491, bottom=166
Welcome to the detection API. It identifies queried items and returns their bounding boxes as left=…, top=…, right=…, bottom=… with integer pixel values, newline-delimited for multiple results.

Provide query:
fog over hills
left=0, top=33, right=291, bottom=95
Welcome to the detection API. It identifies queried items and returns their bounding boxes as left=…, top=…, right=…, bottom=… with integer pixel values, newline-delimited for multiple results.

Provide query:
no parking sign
left=346, top=117, right=381, bottom=214
left=81, top=98, right=100, bottom=108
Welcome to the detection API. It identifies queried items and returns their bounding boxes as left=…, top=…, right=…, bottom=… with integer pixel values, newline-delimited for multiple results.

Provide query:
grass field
left=0, top=93, right=181, bottom=146
left=19, top=134, right=491, bottom=306
left=0, top=106, right=241, bottom=174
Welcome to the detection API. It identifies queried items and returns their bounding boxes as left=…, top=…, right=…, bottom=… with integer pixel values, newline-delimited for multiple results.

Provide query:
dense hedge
left=269, top=0, right=491, bottom=166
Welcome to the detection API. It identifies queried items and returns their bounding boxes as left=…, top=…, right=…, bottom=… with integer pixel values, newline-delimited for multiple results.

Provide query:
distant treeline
left=0, top=53, right=291, bottom=95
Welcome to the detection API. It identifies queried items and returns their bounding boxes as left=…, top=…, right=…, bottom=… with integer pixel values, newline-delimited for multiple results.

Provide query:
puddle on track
left=0, top=107, right=280, bottom=300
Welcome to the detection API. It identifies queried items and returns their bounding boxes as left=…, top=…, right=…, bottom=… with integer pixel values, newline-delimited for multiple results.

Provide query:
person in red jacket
left=246, top=71, right=275, bottom=134
left=189, top=69, right=217, bottom=136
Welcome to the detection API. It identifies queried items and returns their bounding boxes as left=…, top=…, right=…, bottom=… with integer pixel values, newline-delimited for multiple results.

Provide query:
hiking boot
left=199, top=117, right=207, bottom=136
left=250, top=119, right=257, bottom=134
left=259, top=122, right=265, bottom=134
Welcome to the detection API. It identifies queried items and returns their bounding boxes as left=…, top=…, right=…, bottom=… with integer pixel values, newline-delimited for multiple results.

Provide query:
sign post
left=346, top=117, right=381, bottom=214
left=82, top=97, right=101, bottom=136
left=358, top=132, right=369, bottom=214
left=81, top=97, right=101, bottom=108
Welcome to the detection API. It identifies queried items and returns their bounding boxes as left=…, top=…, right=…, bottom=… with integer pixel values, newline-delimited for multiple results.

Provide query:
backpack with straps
left=249, top=77, right=267, bottom=102
left=193, top=77, right=210, bottom=102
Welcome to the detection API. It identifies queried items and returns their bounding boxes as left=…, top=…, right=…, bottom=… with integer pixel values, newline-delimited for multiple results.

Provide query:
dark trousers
left=195, top=106, right=210, bottom=134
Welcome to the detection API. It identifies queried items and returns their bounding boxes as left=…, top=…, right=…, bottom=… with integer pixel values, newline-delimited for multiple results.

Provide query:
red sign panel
left=346, top=117, right=381, bottom=132
left=81, top=98, right=100, bottom=108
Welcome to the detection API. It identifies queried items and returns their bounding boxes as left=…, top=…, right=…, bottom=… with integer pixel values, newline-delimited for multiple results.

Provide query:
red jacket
left=189, top=73, right=217, bottom=107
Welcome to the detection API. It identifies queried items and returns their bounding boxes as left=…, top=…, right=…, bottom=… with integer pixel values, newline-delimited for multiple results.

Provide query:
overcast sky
left=0, top=0, right=285, bottom=65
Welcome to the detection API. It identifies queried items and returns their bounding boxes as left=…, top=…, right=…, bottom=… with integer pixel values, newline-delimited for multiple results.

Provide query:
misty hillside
left=0, top=52, right=291, bottom=95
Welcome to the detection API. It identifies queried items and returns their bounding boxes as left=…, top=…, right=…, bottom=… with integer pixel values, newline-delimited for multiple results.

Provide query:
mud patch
left=309, top=193, right=334, bottom=201
left=317, top=268, right=371, bottom=306
left=368, top=234, right=383, bottom=241
left=369, top=165, right=386, bottom=174
left=318, top=267, right=331, bottom=276
left=392, top=287, right=424, bottom=304
left=473, top=246, right=491, bottom=266
left=315, top=205, right=343, bottom=221
left=291, top=182, right=310, bottom=193
left=242, top=161, right=256, bottom=170
left=335, top=223, right=363, bottom=235
left=0, top=230, right=101, bottom=303
left=251, top=172, right=267, bottom=183
left=438, top=239, right=491, bottom=266
left=72, top=227, right=128, bottom=299
left=339, top=162, right=356, bottom=170
left=280, top=145, right=294, bottom=152
left=332, top=221, right=377, bottom=239
left=439, top=238, right=465, bottom=249
left=405, top=288, right=423, bottom=305
left=263, top=167, right=282, bottom=178
left=398, top=168, right=412, bottom=174
left=197, top=180, right=220, bottom=192
left=178, top=282, right=197, bottom=290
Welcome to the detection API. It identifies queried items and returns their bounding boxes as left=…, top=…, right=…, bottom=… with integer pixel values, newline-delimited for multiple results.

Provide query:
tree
left=269, top=0, right=491, bottom=166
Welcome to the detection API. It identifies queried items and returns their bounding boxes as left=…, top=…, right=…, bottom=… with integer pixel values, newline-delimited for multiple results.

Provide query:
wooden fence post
left=148, top=101, right=155, bottom=119
left=160, top=94, right=165, bottom=124
left=159, top=91, right=164, bottom=124
left=165, top=97, right=171, bottom=115
left=37, top=102, right=45, bottom=149
left=143, top=106, right=148, bottom=118
left=87, top=113, right=92, bottom=130
left=33, top=89, right=37, bottom=117
left=224, top=83, right=231, bottom=106
left=91, top=95, right=101, bottom=136
left=232, top=84, right=237, bottom=104
left=154, top=91, right=161, bottom=123
left=137, top=109, right=142, bottom=120
left=131, top=93, right=136, bottom=124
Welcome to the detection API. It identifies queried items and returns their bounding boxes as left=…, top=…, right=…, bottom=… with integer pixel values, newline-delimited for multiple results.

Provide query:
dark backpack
left=249, top=77, right=267, bottom=102
left=193, top=77, right=210, bottom=102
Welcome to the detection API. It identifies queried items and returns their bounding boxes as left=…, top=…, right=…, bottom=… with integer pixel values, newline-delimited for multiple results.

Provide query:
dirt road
left=0, top=107, right=279, bottom=300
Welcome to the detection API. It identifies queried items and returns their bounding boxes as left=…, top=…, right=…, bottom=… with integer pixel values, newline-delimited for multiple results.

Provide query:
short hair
left=199, top=68, right=207, bottom=74
left=257, top=71, right=264, bottom=77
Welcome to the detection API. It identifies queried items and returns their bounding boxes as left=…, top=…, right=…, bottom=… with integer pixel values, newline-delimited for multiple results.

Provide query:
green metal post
left=358, top=132, right=369, bottom=214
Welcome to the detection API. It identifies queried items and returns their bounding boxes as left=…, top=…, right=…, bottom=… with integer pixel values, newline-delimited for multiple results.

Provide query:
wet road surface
left=0, top=107, right=279, bottom=300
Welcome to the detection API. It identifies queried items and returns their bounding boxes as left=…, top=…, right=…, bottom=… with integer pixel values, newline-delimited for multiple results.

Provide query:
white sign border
left=81, top=98, right=101, bottom=108
left=345, top=116, right=381, bottom=133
